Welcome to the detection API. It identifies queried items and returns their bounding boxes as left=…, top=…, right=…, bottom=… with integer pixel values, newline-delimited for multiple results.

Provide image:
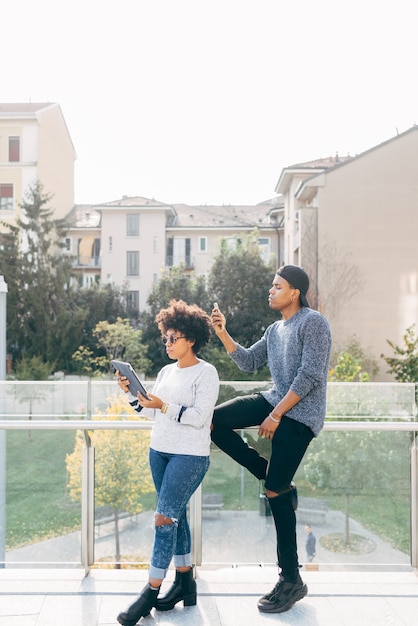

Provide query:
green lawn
left=5, top=431, right=410, bottom=556
left=327, top=492, right=409, bottom=554
left=6, top=430, right=80, bottom=549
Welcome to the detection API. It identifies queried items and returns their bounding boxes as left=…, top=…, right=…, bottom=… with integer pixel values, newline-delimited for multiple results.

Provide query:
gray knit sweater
left=229, top=307, right=332, bottom=436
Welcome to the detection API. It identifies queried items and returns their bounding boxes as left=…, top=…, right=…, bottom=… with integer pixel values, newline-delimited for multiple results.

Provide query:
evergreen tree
left=0, top=180, right=86, bottom=371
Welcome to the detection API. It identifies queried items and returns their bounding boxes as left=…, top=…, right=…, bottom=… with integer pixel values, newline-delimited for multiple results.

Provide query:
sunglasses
left=162, top=335, right=186, bottom=345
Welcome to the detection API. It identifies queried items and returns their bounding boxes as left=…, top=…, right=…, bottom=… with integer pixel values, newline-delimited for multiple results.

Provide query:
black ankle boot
left=117, top=584, right=159, bottom=625
left=155, top=568, right=197, bottom=611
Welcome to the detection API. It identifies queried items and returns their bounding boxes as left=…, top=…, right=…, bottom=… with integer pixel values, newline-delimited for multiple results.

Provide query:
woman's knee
left=154, top=512, right=176, bottom=527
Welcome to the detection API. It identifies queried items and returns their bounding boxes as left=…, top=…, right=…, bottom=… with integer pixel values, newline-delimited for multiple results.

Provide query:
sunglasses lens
left=162, top=335, right=185, bottom=344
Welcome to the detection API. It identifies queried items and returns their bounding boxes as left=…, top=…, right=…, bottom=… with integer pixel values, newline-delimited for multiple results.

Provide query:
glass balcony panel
left=0, top=381, right=415, bottom=570
left=92, top=429, right=156, bottom=568
left=5, top=429, right=82, bottom=565
left=0, top=381, right=90, bottom=419
left=326, top=382, right=416, bottom=419
left=202, top=428, right=411, bottom=568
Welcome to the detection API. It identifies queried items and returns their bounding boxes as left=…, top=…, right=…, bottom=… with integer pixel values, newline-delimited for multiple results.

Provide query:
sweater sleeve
left=164, top=364, right=219, bottom=428
left=290, top=314, right=332, bottom=399
left=228, top=327, right=272, bottom=372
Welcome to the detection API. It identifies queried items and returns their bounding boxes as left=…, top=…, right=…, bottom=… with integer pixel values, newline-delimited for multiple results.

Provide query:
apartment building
left=276, top=126, right=418, bottom=379
left=65, top=196, right=284, bottom=311
left=0, top=102, right=76, bottom=230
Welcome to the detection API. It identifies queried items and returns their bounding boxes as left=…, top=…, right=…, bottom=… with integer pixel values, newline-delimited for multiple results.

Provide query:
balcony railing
left=72, top=255, right=101, bottom=268
left=165, top=255, right=194, bottom=269
left=0, top=381, right=416, bottom=573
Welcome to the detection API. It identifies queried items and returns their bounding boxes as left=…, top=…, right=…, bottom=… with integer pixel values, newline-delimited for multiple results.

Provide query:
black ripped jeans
left=211, top=393, right=314, bottom=581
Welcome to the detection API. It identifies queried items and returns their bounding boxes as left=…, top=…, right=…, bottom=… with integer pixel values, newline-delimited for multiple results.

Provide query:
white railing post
left=0, top=276, right=8, bottom=567
left=189, top=484, right=203, bottom=566
left=81, top=430, right=95, bottom=575
left=411, top=434, right=418, bottom=569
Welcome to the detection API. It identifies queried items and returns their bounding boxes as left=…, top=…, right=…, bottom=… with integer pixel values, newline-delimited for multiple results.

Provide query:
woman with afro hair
left=116, top=299, right=219, bottom=625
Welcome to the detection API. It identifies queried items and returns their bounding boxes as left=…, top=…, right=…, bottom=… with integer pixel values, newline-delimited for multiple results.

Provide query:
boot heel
left=183, top=592, right=197, bottom=607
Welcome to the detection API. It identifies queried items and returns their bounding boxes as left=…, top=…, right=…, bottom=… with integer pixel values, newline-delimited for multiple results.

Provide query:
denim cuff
left=173, top=553, right=192, bottom=568
left=149, top=564, right=168, bottom=579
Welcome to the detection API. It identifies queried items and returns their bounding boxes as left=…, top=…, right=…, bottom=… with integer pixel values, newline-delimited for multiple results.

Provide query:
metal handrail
left=0, top=419, right=417, bottom=430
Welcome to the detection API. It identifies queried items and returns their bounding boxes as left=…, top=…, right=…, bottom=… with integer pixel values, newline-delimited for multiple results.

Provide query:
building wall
left=0, top=103, right=75, bottom=232
left=166, top=227, right=279, bottom=277
left=37, top=104, right=75, bottom=220
left=100, top=208, right=167, bottom=310
left=316, top=130, right=418, bottom=379
left=0, top=120, right=25, bottom=226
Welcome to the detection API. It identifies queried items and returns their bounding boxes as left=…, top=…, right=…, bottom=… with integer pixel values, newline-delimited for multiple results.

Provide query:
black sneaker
left=258, top=575, right=284, bottom=603
left=258, top=577, right=307, bottom=613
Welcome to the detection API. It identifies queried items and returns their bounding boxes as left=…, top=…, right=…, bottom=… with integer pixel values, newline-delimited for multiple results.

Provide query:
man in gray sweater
left=211, top=265, right=331, bottom=614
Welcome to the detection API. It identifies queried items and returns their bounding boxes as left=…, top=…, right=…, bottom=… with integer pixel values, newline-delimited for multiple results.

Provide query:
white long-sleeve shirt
left=128, top=359, right=219, bottom=456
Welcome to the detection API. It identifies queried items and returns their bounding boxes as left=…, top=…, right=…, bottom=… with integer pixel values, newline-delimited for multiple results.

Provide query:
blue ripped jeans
left=148, top=448, right=210, bottom=580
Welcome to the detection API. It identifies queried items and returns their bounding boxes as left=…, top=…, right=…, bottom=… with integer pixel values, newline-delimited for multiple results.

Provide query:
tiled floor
left=0, top=566, right=417, bottom=626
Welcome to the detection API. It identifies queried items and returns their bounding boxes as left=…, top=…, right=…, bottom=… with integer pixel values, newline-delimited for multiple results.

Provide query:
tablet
left=111, top=360, right=151, bottom=400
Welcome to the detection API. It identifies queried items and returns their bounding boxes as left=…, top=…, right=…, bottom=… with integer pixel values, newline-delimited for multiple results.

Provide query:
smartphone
left=213, top=302, right=219, bottom=309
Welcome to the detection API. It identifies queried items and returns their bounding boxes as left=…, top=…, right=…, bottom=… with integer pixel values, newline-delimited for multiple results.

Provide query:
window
left=65, top=237, right=72, bottom=252
left=0, top=184, right=13, bottom=210
left=127, top=213, right=139, bottom=236
left=166, top=237, right=191, bottom=267
left=127, top=251, right=139, bottom=275
left=221, top=237, right=241, bottom=253
left=9, top=137, right=20, bottom=162
left=153, top=236, right=157, bottom=253
left=108, top=236, right=112, bottom=252
left=258, top=237, right=271, bottom=264
left=93, top=238, right=101, bottom=266
left=127, top=290, right=139, bottom=311
left=199, top=237, right=207, bottom=253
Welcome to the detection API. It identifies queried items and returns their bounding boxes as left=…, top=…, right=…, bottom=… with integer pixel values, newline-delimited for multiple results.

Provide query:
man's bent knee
left=265, top=488, right=279, bottom=498
left=266, top=485, right=292, bottom=499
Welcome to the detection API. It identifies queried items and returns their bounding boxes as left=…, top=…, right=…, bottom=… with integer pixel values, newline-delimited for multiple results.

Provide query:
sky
left=2, top=0, right=418, bottom=206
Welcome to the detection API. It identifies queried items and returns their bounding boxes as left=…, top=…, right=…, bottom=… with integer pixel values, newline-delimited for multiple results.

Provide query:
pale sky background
left=2, top=0, right=417, bottom=206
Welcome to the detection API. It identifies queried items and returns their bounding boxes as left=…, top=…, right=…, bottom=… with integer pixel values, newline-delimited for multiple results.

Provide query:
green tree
left=0, top=180, right=86, bottom=371
left=71, top=283, right=132, bottom=361
left=141, top=267, right=210, bottom=376
left=329, top=337, right=379, bottom=381
left=14, top=355, right=54, bottom=380
left=140, top=235, right=277, bottom=378
left=14, top=355, right=54, bottom=441
left=66, top=395, right=154, bottom=565
left=304, top=431, right=400, bottom=546
left=381, top=325, right=418, bottom=382
left=306, top=340, right=404, bottom=546
left=0, top=228, right=20, bottom=352
left=72, top=317, right=151, bottom=376
left=202, top=344, right=270, bottom=381
left=328, top=352, right=371, bottom=382
left=206, top=232, right=278, bottom=346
